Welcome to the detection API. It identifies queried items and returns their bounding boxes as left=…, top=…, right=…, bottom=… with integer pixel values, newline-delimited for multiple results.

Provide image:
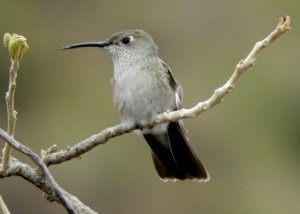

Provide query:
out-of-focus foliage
left=0, top=1, right=299, bottom=213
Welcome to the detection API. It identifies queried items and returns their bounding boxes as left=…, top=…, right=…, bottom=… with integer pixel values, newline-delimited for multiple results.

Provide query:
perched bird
left=63, top=29, right=209, bottom=181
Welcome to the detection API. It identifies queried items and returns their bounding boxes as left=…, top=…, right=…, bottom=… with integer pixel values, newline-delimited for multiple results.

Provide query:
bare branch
left=44, top=16, right=291, bottom=167
left=0, top=157, right=56, bottom=200
left=0, top=130, right=98, bottom=214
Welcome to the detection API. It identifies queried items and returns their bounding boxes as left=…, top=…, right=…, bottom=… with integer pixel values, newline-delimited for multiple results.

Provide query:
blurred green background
left=0, top=0, right=299, bottom=213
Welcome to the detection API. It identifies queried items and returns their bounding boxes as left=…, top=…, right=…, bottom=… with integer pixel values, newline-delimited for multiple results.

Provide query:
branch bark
left=1, top=59, right=19, bottom=172
left=0, top=130, right=98, bottom=214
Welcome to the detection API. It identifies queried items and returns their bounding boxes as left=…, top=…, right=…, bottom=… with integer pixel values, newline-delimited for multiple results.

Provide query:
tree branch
left=43, top=16, right=291, bottom=167
left=0, top=130, right=98, bottom=214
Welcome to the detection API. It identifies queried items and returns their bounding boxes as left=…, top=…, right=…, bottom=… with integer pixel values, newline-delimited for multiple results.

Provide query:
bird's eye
left=121, top=37, right=131, bottom=44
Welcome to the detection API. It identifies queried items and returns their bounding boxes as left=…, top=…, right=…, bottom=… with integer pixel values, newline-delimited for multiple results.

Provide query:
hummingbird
left=63, top=29, right=209, bottom=181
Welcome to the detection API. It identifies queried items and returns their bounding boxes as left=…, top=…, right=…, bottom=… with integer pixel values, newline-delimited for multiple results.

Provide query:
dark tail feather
left=143, top=122, right=209, bottom=181
left=168, top=122, right=209, bottom=180
left=144, top=134, right=187, bottom=180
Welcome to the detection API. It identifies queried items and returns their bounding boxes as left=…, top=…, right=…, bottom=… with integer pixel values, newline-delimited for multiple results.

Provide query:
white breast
left=112, top=57, right=175, bottom=127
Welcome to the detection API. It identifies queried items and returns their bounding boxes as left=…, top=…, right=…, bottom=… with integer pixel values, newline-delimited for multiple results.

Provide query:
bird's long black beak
left=62, top=41, right=110, bottom=50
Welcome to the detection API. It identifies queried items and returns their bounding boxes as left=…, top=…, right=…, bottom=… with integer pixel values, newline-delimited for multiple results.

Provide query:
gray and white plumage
left=63, top=29, right=209, bottom=181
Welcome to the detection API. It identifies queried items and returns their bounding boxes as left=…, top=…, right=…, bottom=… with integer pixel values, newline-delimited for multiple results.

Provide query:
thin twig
left=0, top=59, right=19, bottom=172
left=1, top=33, right=29, bottom=172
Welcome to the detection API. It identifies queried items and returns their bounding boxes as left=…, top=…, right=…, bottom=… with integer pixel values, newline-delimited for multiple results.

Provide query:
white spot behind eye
left=121, top=35, right=135, bottom=45
left=129, top=35, right=135, bottom=42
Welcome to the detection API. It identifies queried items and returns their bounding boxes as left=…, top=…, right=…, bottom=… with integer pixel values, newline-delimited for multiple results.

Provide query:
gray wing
left=159, top=59, right=188, bottom=134
left=160, top=59, right=183, bottom=110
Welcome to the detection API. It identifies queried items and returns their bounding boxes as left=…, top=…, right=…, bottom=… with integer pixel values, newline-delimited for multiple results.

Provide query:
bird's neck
left=112, top=54, right=159, bottom=78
